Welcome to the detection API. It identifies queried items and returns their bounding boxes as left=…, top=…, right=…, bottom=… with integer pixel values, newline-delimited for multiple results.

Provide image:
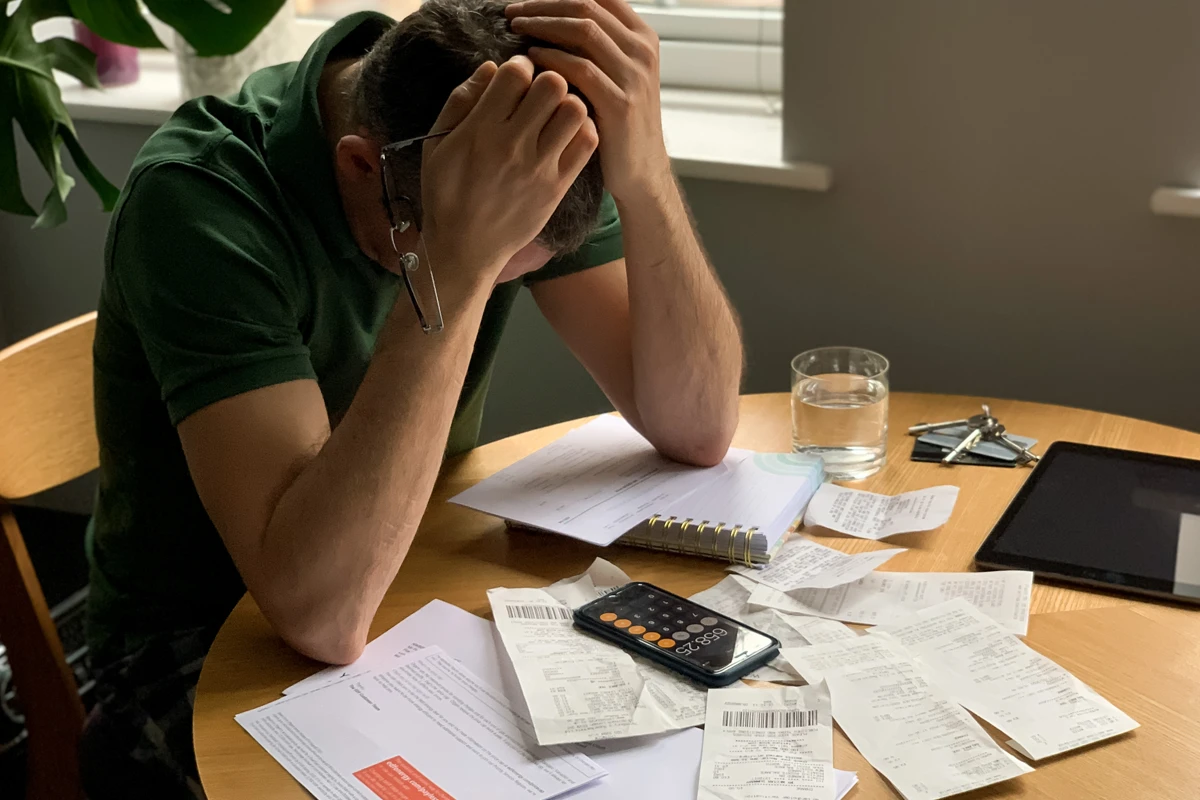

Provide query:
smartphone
left=573, top=581, right=780, bottom=687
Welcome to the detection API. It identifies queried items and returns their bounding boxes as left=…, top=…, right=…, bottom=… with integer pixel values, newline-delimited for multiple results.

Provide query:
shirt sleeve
left=522, top=191, right=624, bottom=286
left=108, top=161, right=317, bottom=426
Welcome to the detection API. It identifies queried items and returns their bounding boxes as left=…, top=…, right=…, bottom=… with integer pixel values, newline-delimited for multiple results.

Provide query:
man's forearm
left=618, top=178, right=743, bottom=466
left=255, top=278, right=493, bottom=663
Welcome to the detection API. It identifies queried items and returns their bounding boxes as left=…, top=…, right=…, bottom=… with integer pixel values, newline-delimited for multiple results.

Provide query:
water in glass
left=791, top=373, right=889, bottom=480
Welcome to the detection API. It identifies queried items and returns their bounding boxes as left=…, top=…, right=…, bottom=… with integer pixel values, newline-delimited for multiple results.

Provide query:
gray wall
left=7, top=2, right=1200, bottom=505
left=783, top=0, right=1200, bottom=430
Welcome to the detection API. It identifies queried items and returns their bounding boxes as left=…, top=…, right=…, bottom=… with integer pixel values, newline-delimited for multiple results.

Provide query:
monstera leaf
left=1, top=0, right=117, bottom=227
left=70, top=0, right=286, bottom=57
left=2, top=0, right=285, bottom=228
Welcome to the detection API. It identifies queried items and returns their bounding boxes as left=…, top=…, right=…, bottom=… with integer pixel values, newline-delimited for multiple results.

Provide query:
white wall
left=781, top=0, right=1200, bottom=432
left=5, top=0, right=1200, bottom=513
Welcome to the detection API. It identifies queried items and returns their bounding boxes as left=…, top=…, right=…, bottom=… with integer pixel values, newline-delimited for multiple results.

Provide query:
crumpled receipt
left=803, top=484, right=959, bottom=540
left=488, top=559, right=708, bottom=746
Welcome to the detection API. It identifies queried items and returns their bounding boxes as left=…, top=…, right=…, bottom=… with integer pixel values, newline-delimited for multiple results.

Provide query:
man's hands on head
left=420, top=56, right=598, bottom=288
left=506, top=0, right=671, bottom=203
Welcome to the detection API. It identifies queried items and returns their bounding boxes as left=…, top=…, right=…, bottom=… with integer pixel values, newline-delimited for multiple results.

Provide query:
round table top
left=194, top=392, right=1200, bottom=799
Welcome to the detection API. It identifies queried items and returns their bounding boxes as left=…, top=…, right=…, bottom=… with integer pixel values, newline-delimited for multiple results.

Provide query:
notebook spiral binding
left=634, top=514, right=759, bottom=567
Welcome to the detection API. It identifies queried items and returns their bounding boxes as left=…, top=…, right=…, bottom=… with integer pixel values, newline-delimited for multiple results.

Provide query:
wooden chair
left=0, top=312, right=98, bottom=800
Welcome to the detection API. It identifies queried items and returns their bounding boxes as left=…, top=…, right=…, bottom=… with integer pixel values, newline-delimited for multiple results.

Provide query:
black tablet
left=975, top=441, right=1200, bottom=604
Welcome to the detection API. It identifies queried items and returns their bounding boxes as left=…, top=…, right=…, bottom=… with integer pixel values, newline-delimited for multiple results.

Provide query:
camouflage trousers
left=80, top=625, right=219, bottom=800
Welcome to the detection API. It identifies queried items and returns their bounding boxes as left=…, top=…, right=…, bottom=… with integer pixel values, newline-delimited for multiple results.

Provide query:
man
left=81, top=0, right=742, bottom=796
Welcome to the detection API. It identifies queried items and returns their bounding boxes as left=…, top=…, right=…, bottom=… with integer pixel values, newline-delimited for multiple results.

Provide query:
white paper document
left=803, top=484, right=959, bottom=539
left=782, top=637, right=1032, bottom=800
left=489, top=586, right=707, bottom=745
left=238, top=646, right=606, bottom=800
left=282, top=598, right=707, bottom=800
left=872, top=598, right=1139, bottom=760
left=699, top=684, right=840, bottom=800
left=450, top=415, right=746, bottom=546
left=731, top=536, right=904, bottom=591
left=749, top=570, right=1034, bottom=636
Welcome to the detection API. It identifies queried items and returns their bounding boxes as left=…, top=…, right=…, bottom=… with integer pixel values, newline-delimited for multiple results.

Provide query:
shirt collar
left=265, top=11, right=393, bottom=262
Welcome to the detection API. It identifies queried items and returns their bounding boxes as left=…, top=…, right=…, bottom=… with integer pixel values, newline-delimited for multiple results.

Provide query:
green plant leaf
left=67, top=0, right=162, bottom=49
left=61, top=125, right=119, bottom=210
left=0, top=77, right=37, bottom=216
left=1, top=0, right=120, bottom=227
left=43, top=36, right=101, bottom=89
left=27, top=0, right=75, bottom=23
left=146, top=0, right=285, bottom=57
left=34, top=162, right=72, bottom=228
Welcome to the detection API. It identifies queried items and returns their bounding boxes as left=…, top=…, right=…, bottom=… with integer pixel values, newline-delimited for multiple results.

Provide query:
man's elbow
left=656, top=418, right=738, bottom=468
left=277, top=618, right=367, bottom=665
left=256, top=591, right=370, bottom=665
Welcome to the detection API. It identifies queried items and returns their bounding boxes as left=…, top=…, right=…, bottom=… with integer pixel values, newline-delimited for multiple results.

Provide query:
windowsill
left=55, top=51, right=831, bottom=192
left=1150, top=187, right=1200, bottom=218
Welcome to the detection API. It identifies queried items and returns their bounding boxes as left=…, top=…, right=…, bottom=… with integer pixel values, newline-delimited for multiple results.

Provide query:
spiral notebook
left=450, top=416, right=825, bottom=565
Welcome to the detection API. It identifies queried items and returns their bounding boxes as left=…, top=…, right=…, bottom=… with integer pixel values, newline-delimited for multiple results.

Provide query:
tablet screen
left=976, top=443, right=1200, bottom=600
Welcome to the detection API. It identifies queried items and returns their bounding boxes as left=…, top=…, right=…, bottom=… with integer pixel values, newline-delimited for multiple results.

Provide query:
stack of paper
left=237, top=555, right=1134, bottom=800
left=781, top=598, right=1140, bottom=798
left=237, top=639, right=606, bottom=800
left=871, top=598, right=1139, bottom=760
left=784, top=635, right=1033, bottom=800
left=449, top=416, right=824, bottom=564
left=252, top=595, right=709, bottom=800
left=450, top=416, right=746, bottom=546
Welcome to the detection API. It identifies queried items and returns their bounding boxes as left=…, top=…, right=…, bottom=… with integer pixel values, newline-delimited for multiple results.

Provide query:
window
left=295, top=0, right=781, bottom=95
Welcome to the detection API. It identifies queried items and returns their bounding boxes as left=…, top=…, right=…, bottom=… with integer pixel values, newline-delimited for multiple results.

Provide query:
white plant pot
left=175, top=1, right=297, bottom=99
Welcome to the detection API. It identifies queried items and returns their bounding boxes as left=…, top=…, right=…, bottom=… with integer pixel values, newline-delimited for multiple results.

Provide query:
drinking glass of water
left=791, top=346, right=890, bottom=481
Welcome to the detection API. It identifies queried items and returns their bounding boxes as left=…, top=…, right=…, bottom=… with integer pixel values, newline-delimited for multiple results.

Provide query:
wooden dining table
left=193, top=392, right=1200, bottom=799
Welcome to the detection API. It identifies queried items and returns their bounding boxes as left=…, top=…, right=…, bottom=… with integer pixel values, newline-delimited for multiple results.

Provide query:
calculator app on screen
left=577, top=583, right=775, bottom=673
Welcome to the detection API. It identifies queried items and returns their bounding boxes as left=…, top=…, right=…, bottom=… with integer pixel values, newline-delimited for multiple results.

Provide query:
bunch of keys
left=908, top=403, right=1041, bottom=466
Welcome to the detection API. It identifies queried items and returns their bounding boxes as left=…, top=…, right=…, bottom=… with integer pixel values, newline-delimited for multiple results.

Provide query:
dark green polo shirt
left=86, top=11, right=622, bottom=665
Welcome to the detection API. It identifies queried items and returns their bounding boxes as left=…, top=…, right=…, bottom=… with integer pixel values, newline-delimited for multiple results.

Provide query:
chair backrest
left=0, top=311, right=98, bottom=800
left=0, top=312, right=99, bottom=499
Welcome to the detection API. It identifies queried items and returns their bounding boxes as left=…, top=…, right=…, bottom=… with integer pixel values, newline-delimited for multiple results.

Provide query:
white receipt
left=238, top=646, right=605, bottom=800
left=690, top=575, right=810, bottom=682
left=803, top=484, right=960, bottom=539
left=544, top=558, right=632, bottom=608
left=749, top=570, right=1034, bottom=636
left=488, top=587, right=706, bottom=745
left=689, top=575, right=857, bottom=681
left=282, top=599, right=707, bottom=800
left=782, top=637, right=1032, bottom=800
left=699, top=684, right=846, bottom=800
left=450, top=415, right=746, bottom=546
left=872, top=598, right=1139, bottom=760
left=775, top=613, right=860, bottom=645
left=731, top=537, right=904, bottom=591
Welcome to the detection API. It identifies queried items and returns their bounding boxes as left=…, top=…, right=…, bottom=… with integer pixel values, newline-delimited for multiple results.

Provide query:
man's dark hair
left=356, top=0, right=605, bottom=255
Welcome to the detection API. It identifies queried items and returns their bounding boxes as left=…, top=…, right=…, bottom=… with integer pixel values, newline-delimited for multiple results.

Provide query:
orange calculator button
left=600, top=613, right=618, bottom=622
left=657, top=639, right=677, bottom=648
left=628, top=626, right=646, bottom=635
left=614, top=619, right=632, bottom=628
left=642, top=631, right=661, bottom=642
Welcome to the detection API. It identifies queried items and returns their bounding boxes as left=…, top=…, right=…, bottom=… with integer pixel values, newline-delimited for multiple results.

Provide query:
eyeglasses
left=379, top=129, right=454, bottom=334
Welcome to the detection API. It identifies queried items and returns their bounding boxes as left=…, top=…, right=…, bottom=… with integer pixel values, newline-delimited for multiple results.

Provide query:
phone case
left=573, top=582, right=781, bottom=687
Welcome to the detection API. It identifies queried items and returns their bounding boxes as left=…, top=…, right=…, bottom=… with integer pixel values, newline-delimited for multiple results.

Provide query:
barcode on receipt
left=505, top=604, right=573, bottom=621
left=722, top=709, right=819, bottom=729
